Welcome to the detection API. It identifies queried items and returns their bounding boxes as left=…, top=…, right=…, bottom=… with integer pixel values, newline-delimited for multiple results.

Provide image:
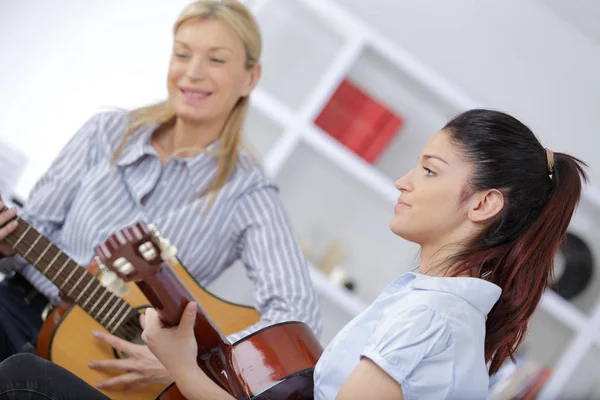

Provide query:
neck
left=418, top=223, right=480, bottom=277
left=153, top=116, right=226, bottom=160
left=418, top=239, right=471, bottom=277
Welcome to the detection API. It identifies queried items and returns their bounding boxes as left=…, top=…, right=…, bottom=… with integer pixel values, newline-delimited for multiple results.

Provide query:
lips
left=396, top=197, right=410, bottom=207
left=180, top=87, right=212, bottom=101
left=394, top=196, right=411, bottom=212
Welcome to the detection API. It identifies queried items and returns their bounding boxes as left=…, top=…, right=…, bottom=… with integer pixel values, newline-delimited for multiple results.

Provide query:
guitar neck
left=0, top=208, right=139, bottom=339
left=136, top=259, right=230, bottom=352
left=135, top=260, right=249, bottom=396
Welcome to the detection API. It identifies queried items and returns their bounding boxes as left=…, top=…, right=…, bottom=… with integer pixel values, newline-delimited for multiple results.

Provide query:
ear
left=467, top=189, right=504, bottom=223
left=241, top=63, right=261, bottom=97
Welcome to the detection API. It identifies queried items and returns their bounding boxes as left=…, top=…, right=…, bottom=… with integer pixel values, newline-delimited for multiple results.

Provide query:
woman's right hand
left=0, top=198, right=18, bottom=257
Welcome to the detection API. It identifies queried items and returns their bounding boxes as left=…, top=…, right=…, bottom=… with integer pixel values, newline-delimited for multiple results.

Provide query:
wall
left=2, top=0, right=599, bottom=198
left=336, top=0, right=600, bottom=186
left=0, top=0, right=190, bottom=199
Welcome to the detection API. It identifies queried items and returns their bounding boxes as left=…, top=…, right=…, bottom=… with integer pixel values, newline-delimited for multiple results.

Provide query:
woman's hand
left=142, top=302, right=235, bottom=400
left=88, top=330, right=172, bottom=392
left=141, top=302, right=199, bottom=376
left=0, top=197, right=17, bottom=257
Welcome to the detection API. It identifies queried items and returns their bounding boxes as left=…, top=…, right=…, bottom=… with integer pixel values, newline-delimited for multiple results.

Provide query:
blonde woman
left=0, top=0, right=321, bottom=395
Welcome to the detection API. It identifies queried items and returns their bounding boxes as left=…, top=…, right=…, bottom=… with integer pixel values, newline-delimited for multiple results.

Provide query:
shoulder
left=85, top=108, right=130, bottom=134
left=73, top=109, right=130, bottom=153
left=360, top=304, right=454, bottom=389
left=233, top=151, right=277, bottom=194
left=375, top=303, right=454, bottom=353
left=91, top=108, right=131, bottom=144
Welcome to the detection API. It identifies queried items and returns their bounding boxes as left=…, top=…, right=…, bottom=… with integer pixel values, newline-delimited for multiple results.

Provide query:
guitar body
left=158, top=322, right=321, bottom=400
left=94, top=222, right=324, bottom=400
left=36, top=262, right=261, bottom=400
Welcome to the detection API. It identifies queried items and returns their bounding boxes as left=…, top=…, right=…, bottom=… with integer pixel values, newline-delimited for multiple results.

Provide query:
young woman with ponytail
left=0, top=108, right=587, bottom=399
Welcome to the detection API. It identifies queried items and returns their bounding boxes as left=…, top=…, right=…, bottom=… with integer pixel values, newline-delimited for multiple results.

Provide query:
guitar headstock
left=94, top=222, right=177, bottom=282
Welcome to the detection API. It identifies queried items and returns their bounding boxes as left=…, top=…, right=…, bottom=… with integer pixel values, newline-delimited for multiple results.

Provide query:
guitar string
left=3, top=223, right=141, bottom=339
left=0, top=207, right=140, bottom=338
left=1, top=214, right=141, bottom=339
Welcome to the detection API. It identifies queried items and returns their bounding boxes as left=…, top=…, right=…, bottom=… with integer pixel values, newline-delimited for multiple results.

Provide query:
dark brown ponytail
left=442, top=110, right=588, bottom=374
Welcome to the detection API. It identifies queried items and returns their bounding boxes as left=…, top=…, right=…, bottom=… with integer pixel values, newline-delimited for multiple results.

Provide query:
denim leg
left=0, top=354, right=109, bottom=400
left=0, top=281, right=46, bottom=361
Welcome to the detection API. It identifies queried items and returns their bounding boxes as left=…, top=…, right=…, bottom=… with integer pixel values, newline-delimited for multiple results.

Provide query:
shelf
left=316, top=286, right=357, bottom=345
left=254, top=0, right=345, bottom=110
left=520, top=307, right=576, bottom=370
left=539, top=290, right=588, bottom=332
left=553, top=194, right=600, bottom=318
left=242, top=102, right=285, bottom=160
left=275, top=139, right=421, bottom=308
left=330, top=44, right=462, bottom=180
left=556, top=342, right=600, bottom=398
left=309, top=264, right=367, bottom=316
left=303, top=125, right=398, bottom=203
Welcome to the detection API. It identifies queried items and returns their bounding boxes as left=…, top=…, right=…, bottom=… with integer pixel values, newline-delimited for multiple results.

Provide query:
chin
left=389, top=220, right=420, bottom=244
left=175, top=107, right=214, bottom=124
left=389, top=220, right=405, bottom=238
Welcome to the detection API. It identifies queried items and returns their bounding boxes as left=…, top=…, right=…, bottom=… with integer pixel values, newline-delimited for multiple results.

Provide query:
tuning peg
left=139, top=241, right=157, bottom=261
left=113, top=257, right=134, bottom=275
left=147, top=224, right=178, bottom=261
left=99, top=270, right=130, bottom=296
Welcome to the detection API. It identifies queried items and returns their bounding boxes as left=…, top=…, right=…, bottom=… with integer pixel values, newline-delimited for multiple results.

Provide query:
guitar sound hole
left=112, top=335, right=145, bottom=360
left=111, top=306, right=148, bottom=359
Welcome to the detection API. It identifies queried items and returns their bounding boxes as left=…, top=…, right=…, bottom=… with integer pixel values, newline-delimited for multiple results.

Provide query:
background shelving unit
left=205, top=0, right=600, bottom=397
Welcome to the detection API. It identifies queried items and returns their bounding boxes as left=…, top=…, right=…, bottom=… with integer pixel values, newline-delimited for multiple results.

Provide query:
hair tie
left=545, top=148, right=554, bottom=174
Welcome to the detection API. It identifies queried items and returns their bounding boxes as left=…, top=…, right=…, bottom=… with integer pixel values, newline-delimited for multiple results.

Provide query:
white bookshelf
left=239, top=0, right=600, bottom=397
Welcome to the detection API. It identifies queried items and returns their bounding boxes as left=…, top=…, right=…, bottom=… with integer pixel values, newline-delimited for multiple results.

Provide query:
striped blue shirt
left=0, top=110, right=322, bottom=341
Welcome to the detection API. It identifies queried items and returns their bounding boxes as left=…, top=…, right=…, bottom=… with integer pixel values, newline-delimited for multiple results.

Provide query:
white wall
left=0, top=0, right=192, bottom=199
left=336, top=0, right=600, bottom=186
left=2, top=0, right=599, bottom=198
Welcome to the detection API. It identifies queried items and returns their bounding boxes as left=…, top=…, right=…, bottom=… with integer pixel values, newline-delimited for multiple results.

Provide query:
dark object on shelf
left=11, top=196, right=24, bottom=208
left=550, top=232, right=594, bottom=300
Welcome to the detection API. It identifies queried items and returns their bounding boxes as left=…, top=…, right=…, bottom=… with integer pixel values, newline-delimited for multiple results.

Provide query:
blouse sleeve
left=360, top=304, right=454, bottom=386
left=227, top=183, right=322, bottom=342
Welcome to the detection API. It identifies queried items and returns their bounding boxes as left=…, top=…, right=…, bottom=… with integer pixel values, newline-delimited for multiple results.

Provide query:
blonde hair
left=112, top=0, right=262, bottom=208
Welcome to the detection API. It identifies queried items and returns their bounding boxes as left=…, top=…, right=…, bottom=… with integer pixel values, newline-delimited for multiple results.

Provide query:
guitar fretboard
left=0, top=209, right=140, bottom=340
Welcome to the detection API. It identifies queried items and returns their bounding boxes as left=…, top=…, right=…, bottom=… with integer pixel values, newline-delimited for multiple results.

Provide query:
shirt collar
left=408, top=272, right=502, bottom=315
left=113, top=122, right=225, bottom=194
left=114, top=123, right=158, bottom=167
left=114, top=123, right=223, bottom=173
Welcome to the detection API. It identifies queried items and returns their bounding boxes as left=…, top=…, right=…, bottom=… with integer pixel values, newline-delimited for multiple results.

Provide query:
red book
left=315, top=80, right=356, bottom=142
left=360, top=111, right=403, bottom=164
left=315, top=78, right=404, bottom=162
left=342, top=99, right=387, bottom=156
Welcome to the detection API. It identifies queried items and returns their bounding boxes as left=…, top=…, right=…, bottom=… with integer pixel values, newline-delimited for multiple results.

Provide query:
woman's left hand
left=141, top=301, right=199, bottom=377
left=88, top=330, right=172, bottom=392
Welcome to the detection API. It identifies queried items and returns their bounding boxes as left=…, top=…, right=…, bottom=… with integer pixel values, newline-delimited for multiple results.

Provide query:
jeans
left=0, top=274, right=48, bottom=361
left=0, top=353, right=109, bottom=400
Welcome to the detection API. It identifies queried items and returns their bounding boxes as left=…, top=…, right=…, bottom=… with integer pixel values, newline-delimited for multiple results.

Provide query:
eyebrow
left=421, top=154, right=449, bottom=165
left=174, top=40, right=233, bottom=53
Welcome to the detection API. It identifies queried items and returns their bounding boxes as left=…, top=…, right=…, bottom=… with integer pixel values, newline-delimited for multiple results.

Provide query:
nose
left=395, top=169, right=415, bottom=193
left=186, top=58, right=208, bottom=81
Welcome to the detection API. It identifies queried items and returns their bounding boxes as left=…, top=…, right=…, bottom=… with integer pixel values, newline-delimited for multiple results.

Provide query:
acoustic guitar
left=0, top=207, right=260, bottom=400
left=95, top=222, right=323, bottom=399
